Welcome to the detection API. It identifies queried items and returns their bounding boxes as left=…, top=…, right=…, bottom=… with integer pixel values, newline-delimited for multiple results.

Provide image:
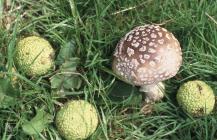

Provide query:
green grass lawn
left=1, top=0, right=217, bottom=139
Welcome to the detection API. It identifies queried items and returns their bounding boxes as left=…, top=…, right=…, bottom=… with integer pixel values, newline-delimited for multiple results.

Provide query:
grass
left=1, top=0, right=217, bottom=139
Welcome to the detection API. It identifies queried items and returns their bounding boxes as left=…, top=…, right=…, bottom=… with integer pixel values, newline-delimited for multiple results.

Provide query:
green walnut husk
left=15, top=36, right=55, bottom=76
left=55, top=100, right=98, bottom=140
left=176, top=80, right=215, bottom=117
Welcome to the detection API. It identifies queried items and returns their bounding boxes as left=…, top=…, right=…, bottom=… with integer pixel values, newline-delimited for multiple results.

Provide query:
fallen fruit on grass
left=112, top=24, right=182, bottom=104
left=15, top=36, right=55, bottom=76
left=55, top=100, right=98, bottom=140
left=176, top=80, right=215, bottom=117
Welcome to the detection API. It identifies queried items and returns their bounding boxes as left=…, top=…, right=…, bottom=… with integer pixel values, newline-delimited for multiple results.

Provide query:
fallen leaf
left=22, top=108, right=53, bottom=135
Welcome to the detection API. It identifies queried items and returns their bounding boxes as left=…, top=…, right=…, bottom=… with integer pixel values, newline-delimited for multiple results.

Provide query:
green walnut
left=15, top=36, right=54, bottom=76
left=176, top=80, right=215, bottom=116
left=55, top=100, right=98, bottom=140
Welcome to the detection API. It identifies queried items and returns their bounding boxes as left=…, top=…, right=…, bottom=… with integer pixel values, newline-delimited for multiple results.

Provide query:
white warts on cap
left=131, top=42, right=140, bottom=48
left=131, top=59, right=140, bottom=68
left=140, top=59, right=146, bottom=63
left=144, top=54, right=150, bottom=59
left=149, top=61, right=156, bottom=67
left=148, top=48, right=156, bottom=53
left=112, top=24, right=182, bottom=86
left=166, top=34, right=171, bottom=40
left=149, top=42, right=155, bottom=46
left=127, top=47, right=134, bottom=57
left=135, top=32, right=140, bottom=35
left=139, top=46, right=146, bottom=52
left=158, top=32, right=162, bottom=37
left=127, top=35, right=133, bottom=41
left=158, top=39, right=164, bottom=44
left=142, top=41, right=147, bottom=44
left=151, top=33, right=157, bottom=38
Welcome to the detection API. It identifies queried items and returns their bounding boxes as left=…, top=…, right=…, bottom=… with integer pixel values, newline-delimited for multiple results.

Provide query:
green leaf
left=50, top=57, right=82, bottom=91
left=108, top=80, right=142, bottom=105
left=50, top=74, right=82, bottom=90
left=109, top=80, right=140, bottom=97
left=63, top=75, right=82, bottom=90
left=22, top=108, right=53, bottom=135
left=56, top=41, right=76, bottom=65
left=50, top=74, right=63, bottom=89
left=60, top=57, right=80, bottom=72
left=0, top=78, right=17, bottom=96
left=0, top=78, right=18, bottom=108
left=51, top=41, right=82, bottom=92
left=0, top=0, right=3, bottom=26
left=0, top=95, right=16, bottom=108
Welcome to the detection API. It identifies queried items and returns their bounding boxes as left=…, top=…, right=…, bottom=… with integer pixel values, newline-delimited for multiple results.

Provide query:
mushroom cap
left=112, top=25, right=182, bottom=86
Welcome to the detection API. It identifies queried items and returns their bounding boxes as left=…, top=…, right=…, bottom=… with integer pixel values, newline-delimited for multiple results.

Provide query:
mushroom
left=112, top=24, right=182, bottom=104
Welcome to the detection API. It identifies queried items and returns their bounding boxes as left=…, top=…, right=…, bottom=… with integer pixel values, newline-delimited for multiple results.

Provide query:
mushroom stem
left=140, top=82, right=165, bottom=103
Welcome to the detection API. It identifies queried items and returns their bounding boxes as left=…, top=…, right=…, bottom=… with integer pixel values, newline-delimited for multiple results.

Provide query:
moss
left=55, top=100, right=98, bottom=140
left=15, top=36, right=55, bottom=76
left=176, top=80, right=215, bottom=117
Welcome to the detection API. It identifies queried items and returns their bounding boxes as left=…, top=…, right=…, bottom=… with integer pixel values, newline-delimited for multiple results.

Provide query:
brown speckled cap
left=112, top=25, right=182, bottom=86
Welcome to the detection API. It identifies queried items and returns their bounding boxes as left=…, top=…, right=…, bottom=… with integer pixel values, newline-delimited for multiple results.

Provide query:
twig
left=4, top=0, right=12, bottom=11
left=111, top=6, right=138, bottom=15
left=153, top=19, right=174, bottom=26
left=0, top=0, right=3, bottom=17
left=111, top=0, right=153, bottom=15
left=205, top=12, right=217, bottom=25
